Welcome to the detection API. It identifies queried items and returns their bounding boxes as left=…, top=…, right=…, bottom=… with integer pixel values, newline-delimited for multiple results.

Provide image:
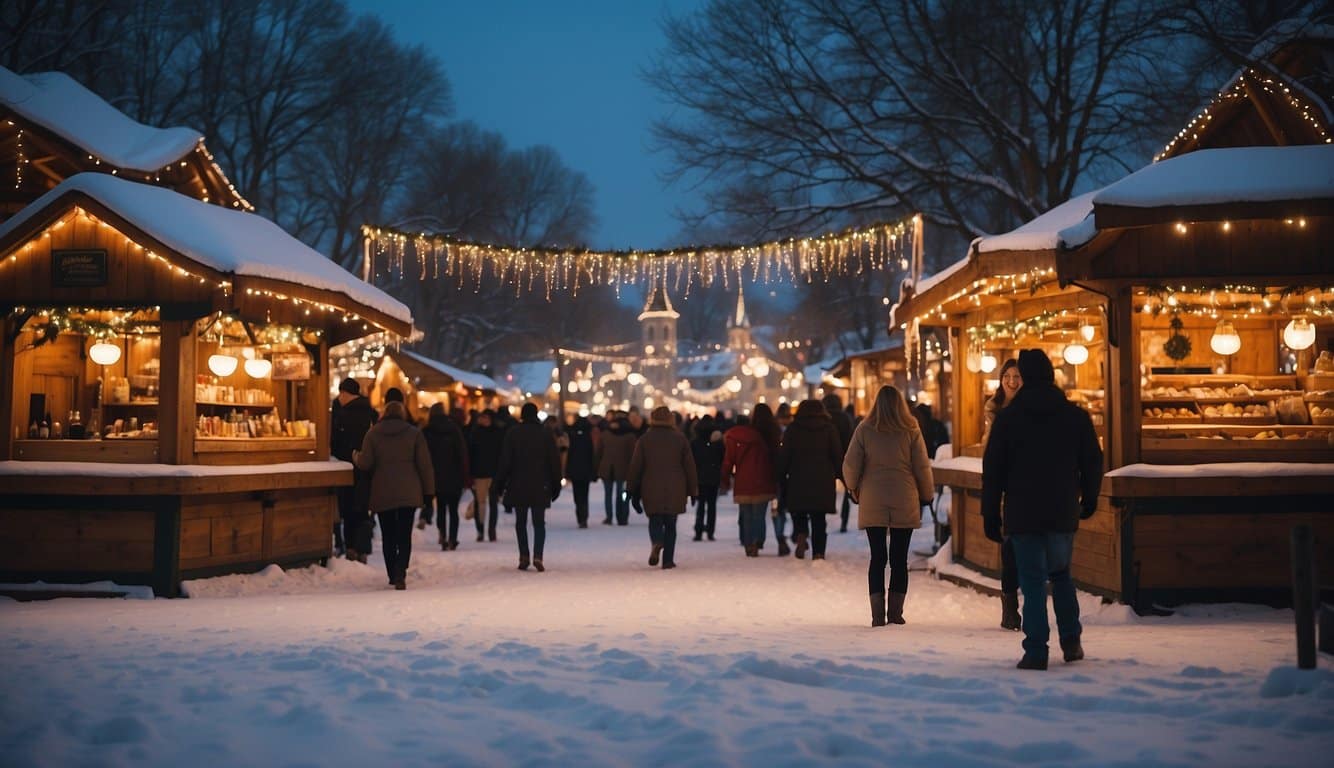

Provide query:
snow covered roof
left=399, top=350, right=498, bottom=392
left=0, top=68, right=202, bottom=172
left=677, top=350, right=740, bottom=379
left=1093, top=145, right=1334, bottom=212
left=975, top=189, right=1101, bottom=253
left=0, top=173, right=411, bottom=327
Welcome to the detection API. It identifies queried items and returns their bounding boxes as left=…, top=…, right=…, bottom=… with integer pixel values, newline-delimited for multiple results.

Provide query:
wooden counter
left=932, top=458, right=1334, bottom=609
left=0, top=460, right=351, bottom=596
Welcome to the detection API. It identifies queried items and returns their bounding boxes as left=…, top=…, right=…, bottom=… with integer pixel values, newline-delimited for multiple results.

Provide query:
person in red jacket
left=722, top=402, right=780, bottom=557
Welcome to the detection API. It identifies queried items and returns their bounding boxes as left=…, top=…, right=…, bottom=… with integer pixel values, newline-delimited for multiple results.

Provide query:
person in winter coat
left=823, top=393, right=856, bottom=533
left=984, top=359, right=1024, bottom=631
left=494, top=402, right=562, bottom=571
left=843, top=385, right=934, bottom=627
left=914, top=403, right=950, bottom=459
left=690, top=415, right=725, bottom=541
left=546, top=415, right=570, bottom=477
left=772, top=402, right=794, bottom=556
left=722, top=403, right=780, bottom=557
left=422, top=402, right=470, bottom=551
left=627, top=406, right=699, bottom=569
left=564, top=414, right=596, bottom=528
left=330, top=377, right=377, bottom=561
left=468, top=410, right=505, bottom=542
left=983, top=349, right=1103, bottom=670
left=354, top=401, right=434, bottom=590
left=779, top=399, right=843, bottom=560
left=596, top=413, right=637, bottom=525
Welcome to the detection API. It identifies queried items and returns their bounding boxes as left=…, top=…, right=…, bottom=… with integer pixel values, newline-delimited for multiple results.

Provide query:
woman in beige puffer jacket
left=842, top=385, right=933, bottom=627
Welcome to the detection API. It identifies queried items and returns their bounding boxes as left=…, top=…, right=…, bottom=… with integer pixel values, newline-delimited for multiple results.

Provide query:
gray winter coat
left=355, top=416, right=435, bottom=513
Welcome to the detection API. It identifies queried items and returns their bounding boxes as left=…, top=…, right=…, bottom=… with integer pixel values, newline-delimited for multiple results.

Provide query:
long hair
left=992, top=359, right=1019, bottom=409
left=865, top=385, right=918, bottom=433
left=751, top=402, right=781, bottom=450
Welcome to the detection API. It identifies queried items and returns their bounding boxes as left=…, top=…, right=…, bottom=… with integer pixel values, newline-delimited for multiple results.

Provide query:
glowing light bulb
left=1063, top=343, right=1089, bottom=365
left=244, top=358, right=272, bottom=378
left=208, top=352, right=239, bottom=377
left=1282, top=317, right=1316, bottom=351
left=89, top=340, right=122, bottom=366
left=980, top=353, right=998, bottom=374
left=1209, top=320, right=1241, bottom=356
left=1079, top=323, right=1096, bottom=342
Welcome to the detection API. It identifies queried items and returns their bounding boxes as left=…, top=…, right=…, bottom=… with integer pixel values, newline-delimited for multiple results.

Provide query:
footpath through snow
left=2, top=493, right=1332, bottom=767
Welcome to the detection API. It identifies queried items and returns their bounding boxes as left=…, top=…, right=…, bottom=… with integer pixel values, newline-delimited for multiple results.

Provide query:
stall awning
left=0, top=173, right=412, bottom=337
left=1092, top=145, right=1334, bottom=228
left=398, top=350, right=498, bottom=392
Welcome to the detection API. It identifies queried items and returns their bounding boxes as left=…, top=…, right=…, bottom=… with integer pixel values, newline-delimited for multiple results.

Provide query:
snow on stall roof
left=0, top=174, right=412, bottom=326
left=1095, top=145, right=1334, bottom=210
left=0, top=459, right=351, bottom=478
left=908, top=256, right=970, bottom=297
left=932, top=455, right=982, bottom=474
left=976, top=188, right=1101, bottom=253
left=400, top=350, right=498, bottom=391
left=0, top=67, right=201, bottom=172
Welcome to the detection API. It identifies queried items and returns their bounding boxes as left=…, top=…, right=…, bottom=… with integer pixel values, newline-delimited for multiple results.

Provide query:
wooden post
left=1107, top=285, right=1139, bottom=469
left=0, top=314, right=14, bottom=460
left=312, top=339, right=331, bottom=460
left=159, top=319, right=198, bottom=465
left=1292, top=524, right=1317, bottom=669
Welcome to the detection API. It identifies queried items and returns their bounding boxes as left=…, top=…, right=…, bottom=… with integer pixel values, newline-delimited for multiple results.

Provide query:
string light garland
left=361, top=214, right=921, bottom=297
left=1156, top=66, right=1332, bottom=161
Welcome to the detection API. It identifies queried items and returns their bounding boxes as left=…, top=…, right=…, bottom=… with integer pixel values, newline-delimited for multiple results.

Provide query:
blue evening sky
left=345, top=0, right=709, bottom=251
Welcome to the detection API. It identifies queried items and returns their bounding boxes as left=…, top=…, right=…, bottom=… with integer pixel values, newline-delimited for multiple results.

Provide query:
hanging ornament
left=88, top=340, right=122, bottom=366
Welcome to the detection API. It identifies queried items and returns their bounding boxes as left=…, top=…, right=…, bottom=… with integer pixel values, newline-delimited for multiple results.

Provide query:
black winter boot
left=1016, top=654, right=1048, bottom=670
left=870, top=591, right=887, bottom=627
left=1000, top=592, right=1022, bottom=631
left=777, top=539, right=791, bottom=557
left=1060, top=635, right=1084, bottom=663
left=887, top=591, right=906, bottom=625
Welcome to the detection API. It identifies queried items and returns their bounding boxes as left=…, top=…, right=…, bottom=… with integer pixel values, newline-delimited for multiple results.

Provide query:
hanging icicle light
left=1063, top=343, right=1090, bottom=365
left=88, top=340, right=122, bottom=366
left=1282, top=316, right=1316, bottom=351
left=1209, top=320, right=1242, bottom=356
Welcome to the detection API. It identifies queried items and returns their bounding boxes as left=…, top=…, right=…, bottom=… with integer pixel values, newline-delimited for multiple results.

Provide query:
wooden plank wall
left=1133, top=507, right=1334, bottom=590
left=0, top=506, right=156, bottom=573
left=178, top=488, right=335, bottom=574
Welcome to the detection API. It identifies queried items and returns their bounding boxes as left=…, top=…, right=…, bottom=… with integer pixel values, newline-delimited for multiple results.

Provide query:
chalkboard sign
left=52, top=249, right=108, bottom=287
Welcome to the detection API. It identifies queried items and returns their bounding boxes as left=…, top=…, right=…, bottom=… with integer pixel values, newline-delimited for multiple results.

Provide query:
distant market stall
left=0, top=175, right=410, bottom=595
left=895, top=32, right=1334, bottom=607
left=371, top=349, right=503, bottom=417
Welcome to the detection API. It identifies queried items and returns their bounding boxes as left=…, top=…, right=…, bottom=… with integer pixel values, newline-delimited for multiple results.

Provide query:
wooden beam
left=0, top=313, right=14, bottom=461
left=158, top=318, right=196, bottom=465
left=1108, top=285, right=1139, bottom=469
left=1094, top=199, right=1334, bottom=230
left=1241, top=79, right=1290, bottom=147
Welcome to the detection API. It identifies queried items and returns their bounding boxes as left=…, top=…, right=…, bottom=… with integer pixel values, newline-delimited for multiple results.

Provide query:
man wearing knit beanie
left=982, top=348, right=1103, bottom=670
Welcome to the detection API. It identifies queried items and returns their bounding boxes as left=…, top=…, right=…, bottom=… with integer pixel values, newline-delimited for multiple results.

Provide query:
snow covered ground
left=2, top=492, right=1332, bottom=767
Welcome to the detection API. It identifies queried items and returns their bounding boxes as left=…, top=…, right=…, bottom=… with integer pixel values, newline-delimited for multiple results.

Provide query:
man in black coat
left=469, top=410, right=505, bottom=542
left=494, top=403, right=562, bottom=571
left=330, top=378, right=377, bottom=560
left=690, top=415, right=725, bottom=541
left=564, top=414, right=596, bottom=528
left=982, top=349, right=1103, bottom=670
left=823, top=393, right=855, bottom=532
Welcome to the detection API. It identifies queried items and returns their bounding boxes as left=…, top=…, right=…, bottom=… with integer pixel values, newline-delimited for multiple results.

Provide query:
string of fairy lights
left=1156, top=66, right=1333, bottom=161
left=361, top=215, right=921, bottom=298
left=1, top=206, right=385, bottom=334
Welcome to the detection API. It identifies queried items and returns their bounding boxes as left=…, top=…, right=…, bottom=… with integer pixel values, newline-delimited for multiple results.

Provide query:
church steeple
left=727, top=287, right=751, bottom=350
left=639, top=282, right=679, bottom=321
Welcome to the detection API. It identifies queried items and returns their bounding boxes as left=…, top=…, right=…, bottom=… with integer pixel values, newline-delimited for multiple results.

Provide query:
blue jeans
left=1009, top=532, right=1082, bottom=659
left=603, top=478, right=628, bottom=524
left=739, top=502, right=768, bottom=548
left=771, top=503, right=787, bottom=544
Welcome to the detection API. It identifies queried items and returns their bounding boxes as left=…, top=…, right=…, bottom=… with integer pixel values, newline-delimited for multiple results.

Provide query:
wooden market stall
left=372, top=349, right=503, bottom=419
left=0, top=173, right=412, bottom=596
left=1, top=65, right=250, bottom=216
left=893, top=33, right=1334, bottom=608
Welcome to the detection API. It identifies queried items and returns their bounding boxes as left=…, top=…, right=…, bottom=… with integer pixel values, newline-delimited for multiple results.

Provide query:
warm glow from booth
left=208, top=352, right=239, bottom=377
left=1209, top=320, right=1242, bottom=356
left=88, top=340, right=122, bottom=366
